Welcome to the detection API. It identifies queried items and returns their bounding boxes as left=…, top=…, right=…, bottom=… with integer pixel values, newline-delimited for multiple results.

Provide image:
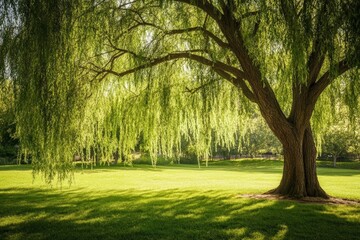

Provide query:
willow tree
left=1, top=0, right=360, bottom=197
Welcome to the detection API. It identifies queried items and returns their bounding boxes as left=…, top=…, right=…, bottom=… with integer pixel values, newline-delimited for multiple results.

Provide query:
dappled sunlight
left=74, top=216, right=107, bottom=225
left=224, top=227, right=287, bottom=240
left=0, top=214, right=34, bottom=227
left=175, top=213, right=202, bottom=220
left=1, top=163, right=360, bottom=239
left=318, top=206, right=360, bottom=223
left=285, top=205, right=295, bottom=210
left=272, top=225, right=288, bottom=240
left=224, top=227, right=247, bottom=238
left=246, top=232, right=265, bottom=240
left=214, top=215, right=231, bottom=223
left=229, top=200, right=275, bottom=215
left=1, top=186, right=359, bottom=240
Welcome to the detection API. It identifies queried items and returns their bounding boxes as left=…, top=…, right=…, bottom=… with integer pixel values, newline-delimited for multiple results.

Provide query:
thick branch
left=280, top=0, right=297, bottom=26
left=185, top=79, right=217, bottom=94
left=307, top=52, right=325, bottom=86
left=194, top=1, right=291, bottom=139
left=212, top=69, right=256, bottom=102
left=106, top=39, right=150, bottom=61
left=306, top=1, right=331, bottom=86
left=175, top=0, right=223, bottom=24
left=165, top=27, right=230, bottom=49
left=288, top=59, right=352, bottom=128
left=89, top=51, right=246, bottom=81
left=88, top=50, right=256, bottom=102
left=309, top=59, right=352, bottom=100
left=119, top=0, right=289, bottom=140
left=112, top=20, right=230, bottom=50
left=175, top=0, right=255, bottom=81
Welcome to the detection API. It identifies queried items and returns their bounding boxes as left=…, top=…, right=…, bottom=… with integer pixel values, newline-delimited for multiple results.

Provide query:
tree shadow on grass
left=0, top=188, right=359, bottom=240
left=2, top=161, right=359, bottom=177
left=316, top=167, right=360, bottom=176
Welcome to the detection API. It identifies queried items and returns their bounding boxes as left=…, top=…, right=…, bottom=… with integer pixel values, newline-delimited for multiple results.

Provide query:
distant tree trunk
left=333, top=155, right=337, bottom=168
left=113, top=150, right=119, bottom=165
left=267, top=126, right=328, bottom=198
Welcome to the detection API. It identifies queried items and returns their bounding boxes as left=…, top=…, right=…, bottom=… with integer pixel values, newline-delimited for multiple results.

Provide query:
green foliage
left=1, top=0, right=360, bottom=182
left=343, top=0, right=360, bottom=65
left=319, top=101, right=360, bottom=162
left=240, top=117, right=281, bottom=156
left=0, top=145, right=17, bottom=164
left=0, top=80, right=15, bottom=143
left=322, top=130, right=360, bottom=161
left=323, top=129, right=353, bottom=165
left=0, top=80, right=18, bottom=164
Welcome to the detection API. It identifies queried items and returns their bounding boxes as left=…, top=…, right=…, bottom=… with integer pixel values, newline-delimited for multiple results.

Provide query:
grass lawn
left=0, top=159, right=359, bottom=240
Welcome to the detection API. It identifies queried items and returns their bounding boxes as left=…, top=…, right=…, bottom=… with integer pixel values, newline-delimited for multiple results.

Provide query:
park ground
left=0, top=159, right=360, bottom=240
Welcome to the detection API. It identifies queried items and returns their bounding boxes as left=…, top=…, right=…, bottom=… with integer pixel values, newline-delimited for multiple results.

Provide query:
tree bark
left=268, top=126, right=328, bottom=198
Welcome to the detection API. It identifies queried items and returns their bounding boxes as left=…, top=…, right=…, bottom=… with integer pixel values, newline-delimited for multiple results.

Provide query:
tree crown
left=0, top=0, right=359, bottom=182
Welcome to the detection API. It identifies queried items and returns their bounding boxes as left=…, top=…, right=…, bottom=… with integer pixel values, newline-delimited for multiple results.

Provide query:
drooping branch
left=88, top=51, right=246, bottom=79
left=112, top=0, right=261, bottom=104
left=185, top=79, right=218, bottom=94
left=194, top=1, right=290, bottom=137
left=165, top=27, right=230, bottom=49
left=174, top=0, right=254, bottom=80
left=183, top=64, right=256, bottom=102
left=210, top=68, right=256, bottom=102
left=108, top=12, right=230, bottom=50
left=85, top=50, right=256, bottom=101
left=106, top=38, right=150, bottom=61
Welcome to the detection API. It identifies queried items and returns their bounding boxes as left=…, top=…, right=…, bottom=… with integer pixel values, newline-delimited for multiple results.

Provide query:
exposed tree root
left=239, top=193, right=360, bottom=205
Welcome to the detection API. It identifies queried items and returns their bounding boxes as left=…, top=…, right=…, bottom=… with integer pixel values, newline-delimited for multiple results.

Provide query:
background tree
left=323, top=129, right=352, bottom=167
left=348, top=128, right=360, bottom=160
left=321, top=104, right=360, bottom=166
left=1, top=0, right=360, bottom=197
left=240, top=117, right=281, bottom=157
left=0, top=80, right=18, bottom=164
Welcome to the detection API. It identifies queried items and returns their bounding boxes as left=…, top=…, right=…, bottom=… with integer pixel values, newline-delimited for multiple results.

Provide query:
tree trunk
left=333, top=155, right=337, bottom=168
left=268, top=127, right=328, bottom=198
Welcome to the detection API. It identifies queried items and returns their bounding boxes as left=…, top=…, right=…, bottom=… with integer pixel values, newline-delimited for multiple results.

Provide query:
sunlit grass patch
left=0, top=159, right=359, bottom=239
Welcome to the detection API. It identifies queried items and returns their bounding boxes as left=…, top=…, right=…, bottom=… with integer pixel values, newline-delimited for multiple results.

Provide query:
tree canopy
left=0, top=0, right=359, bottom=196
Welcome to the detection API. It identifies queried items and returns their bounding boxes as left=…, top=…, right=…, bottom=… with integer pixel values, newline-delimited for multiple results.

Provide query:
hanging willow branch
left=1, top=0, right=359, bottom=185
